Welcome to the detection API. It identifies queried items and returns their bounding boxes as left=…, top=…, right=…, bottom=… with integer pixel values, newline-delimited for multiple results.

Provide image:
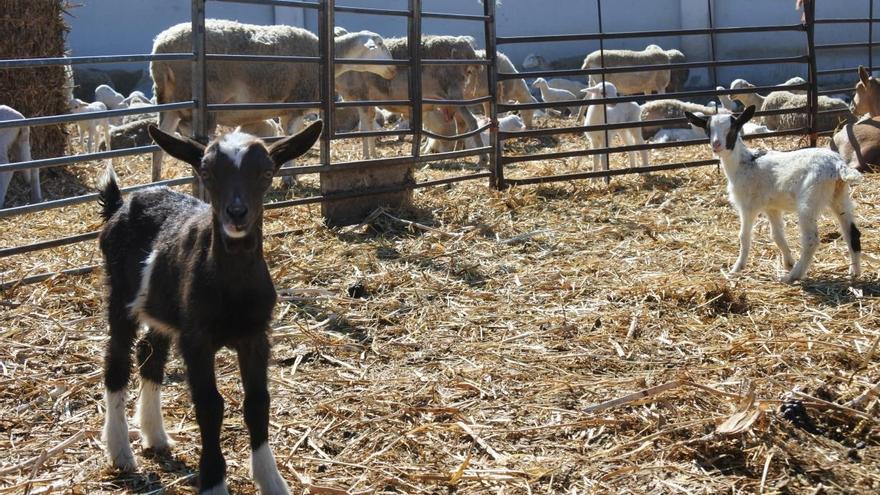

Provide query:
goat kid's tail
left=838, top=165, right=864, bottom=185
left=97, top=164, right=123, bottom=222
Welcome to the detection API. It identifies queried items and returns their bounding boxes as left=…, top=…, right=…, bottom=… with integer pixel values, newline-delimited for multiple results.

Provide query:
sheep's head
left=853, top=65, right=880, bottom=117
left=532, top=77, right=548, bottom=89
left=148, top=121, right=323, bottom=248
left=685, top=105, right=756, bottom=154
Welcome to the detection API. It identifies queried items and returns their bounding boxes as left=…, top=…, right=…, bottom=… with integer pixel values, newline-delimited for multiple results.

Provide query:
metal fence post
left=319, top=0, right=334, bottom=167
left=482, top=0, right=501, bottom=189
left=191, top=0, right=208, bottom=197
left=409, top=0, right=422, bottom=161
left=870, top=0, right=875, bottom=74
left=805, top=0, right=819, bottom=147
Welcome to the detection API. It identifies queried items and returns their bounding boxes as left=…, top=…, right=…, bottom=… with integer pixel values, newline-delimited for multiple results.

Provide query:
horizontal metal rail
left=335, top=99, right=412, bottom=108
left=422, top=122, right=491, bottom=141
left=818, top=87, right=853, bottom=96
left=0, top=102, right=193, bottom=130
left=0, top=53, right=192, bottom=69
left=500, top=84, right=810, bottom=111
left=0, top=264, right=101, bottom=292
left=817, top=66, right=862, bottom=76
left=0, top=177, right=194, bottom=219
left=500, top=128, right=808, bottom=165
left=334, top=58, right=411, bottom=65
left=815, top=41, right=880, bottom=50
left=0, top=231, right=99, bottom=259
left=420, top=11, right=489, bottom=21
left=0, top=145, right=161, bottom=174
left=423, top=96, right=494, bottom=105
left=277, top=146, right=492, bottom=177
left=207, top=102, right=320, bottom=111
left=505, top=159, right=720, bottom=186
left=333, top=128, right=414, bottom=139
left=495, top=24, right=806, bottom=45
left=814, top=18, right=880, bottom=24
left=501, top=56, right=809, bottom=81
left=421, top=59, right=492, bottom=66
left=205, top=54, right=320, bottom=63
left=333, top=4, right=410, bottom=16
left=209, top=0, right=320, bottom=9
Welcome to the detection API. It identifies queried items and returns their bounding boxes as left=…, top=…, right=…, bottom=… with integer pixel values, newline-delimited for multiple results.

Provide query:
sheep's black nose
left=226, top=203, right=248, bottom=221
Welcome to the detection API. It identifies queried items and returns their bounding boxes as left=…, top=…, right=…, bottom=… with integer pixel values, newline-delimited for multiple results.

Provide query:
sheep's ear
left=268, top=120, right=323, bottom=169
left=735, top=105, right=756, bottom=127
left=148, top=124, right=205, bottom=168
left=684, top=111, right=709, bottom=130
left=859, top=65, right=871, bottom=85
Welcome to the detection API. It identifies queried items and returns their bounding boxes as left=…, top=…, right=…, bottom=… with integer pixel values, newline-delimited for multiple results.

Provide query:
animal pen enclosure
left=3, top=1, right=880, bottom=494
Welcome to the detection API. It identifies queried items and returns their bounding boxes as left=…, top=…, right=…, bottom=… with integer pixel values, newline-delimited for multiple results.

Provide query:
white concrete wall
left=63, top=0, right=878, bottom=94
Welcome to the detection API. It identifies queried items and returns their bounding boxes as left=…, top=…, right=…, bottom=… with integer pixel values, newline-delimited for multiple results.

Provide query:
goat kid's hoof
left=106, top=448, right=137, bottom=473
left=781, top=273, right=802, bottom=284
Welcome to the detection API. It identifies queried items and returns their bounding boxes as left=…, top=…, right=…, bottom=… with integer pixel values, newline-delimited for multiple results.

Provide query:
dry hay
left=0, top=1, right=71, bottom=159
left=1, top=115, right=880, bottom=494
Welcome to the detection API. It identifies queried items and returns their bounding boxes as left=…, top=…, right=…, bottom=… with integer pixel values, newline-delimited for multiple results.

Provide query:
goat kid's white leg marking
left=766, top=210, right=794, bottom=270
left=135, top=379, right=171, bottom=451
left=251, top=442, right=291, bottom=495
left=785, top=213, right=820, bottom=283
left=128, top=250, right=158, bottom=318
left=103, top=389, right=137, bottom=471
left=732, top=209, right=758, bottom=273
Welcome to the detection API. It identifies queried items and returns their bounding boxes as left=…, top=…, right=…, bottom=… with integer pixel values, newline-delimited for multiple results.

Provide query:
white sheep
left=640, top=99, right=730, bottom=139
left=685, top=106, right=863, bottom=282
left=582, top=82, right=649, bottom=175
left=532, top=78, right=578, bottom=117
left=70, top=98, right=112, bottom=153
left=547, top=78, right=588, bottom=97
left=122, top=91, right=150, bottom=106
left=423, top=113, right=525, bottom=155
left=0, top=105, right=40, bottom=208
left=581, top=46, right=670, bottom=95
left=471, top=50, right=537, bottom=128
left=651, top=127, right=706, bottom=143
left=95, top=84, right=127, bottom=125
left=759, top=91, right=852, bottom=132
left=783, top=76, right=808, bottom=95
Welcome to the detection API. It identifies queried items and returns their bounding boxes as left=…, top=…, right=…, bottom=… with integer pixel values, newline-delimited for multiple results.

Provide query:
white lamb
left=0, top=105, right=40, bottom=208
left=532, top=77, right=578, bottom=117
left=95, top=84, right=127, bottom=125
left=70, top=98, right=112, bottom=153
left=685, top=106, right=863, bottom=282
left=582, top=81, right=649, bottom=174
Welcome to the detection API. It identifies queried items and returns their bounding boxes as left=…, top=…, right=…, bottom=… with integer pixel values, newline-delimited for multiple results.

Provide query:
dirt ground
left=1, top=118, right=879, bottom=494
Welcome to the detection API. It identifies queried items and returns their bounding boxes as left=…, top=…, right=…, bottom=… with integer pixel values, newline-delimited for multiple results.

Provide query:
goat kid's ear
left=859, top=65, right=871, bottom=85
left=735, top=105, right=756, bottom=128
left=268, top=120, right=323, bottom=169
left=148, top=124, right=205, bottom=168
left=684, top=111, right=709, bottom=130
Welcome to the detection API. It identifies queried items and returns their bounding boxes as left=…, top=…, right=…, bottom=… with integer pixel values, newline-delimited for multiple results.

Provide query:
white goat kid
left=685, top=106, right=863, bottom=282
left=582, top=82, right=649, bottom=175
left=0, top=105, right=40, bottom=208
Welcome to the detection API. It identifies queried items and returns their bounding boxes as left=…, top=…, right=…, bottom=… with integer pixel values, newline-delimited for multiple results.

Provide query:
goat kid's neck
left=716, top=138, right=753, bottom=181
left=211, top=214, right=264, bottom=259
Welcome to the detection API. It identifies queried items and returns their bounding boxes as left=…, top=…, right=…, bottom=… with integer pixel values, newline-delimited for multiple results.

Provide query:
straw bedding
left=1, top=116, right=879, bottom=493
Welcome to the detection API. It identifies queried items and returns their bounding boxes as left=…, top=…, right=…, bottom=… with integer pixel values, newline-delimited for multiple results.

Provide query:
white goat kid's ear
left=148, top=124, right=206, bottom=169
left=267, top=120, right=323, bottom=170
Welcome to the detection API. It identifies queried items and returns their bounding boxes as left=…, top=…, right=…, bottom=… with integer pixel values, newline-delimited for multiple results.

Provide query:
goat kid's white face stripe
left=218, top=132, right=255, bottom=169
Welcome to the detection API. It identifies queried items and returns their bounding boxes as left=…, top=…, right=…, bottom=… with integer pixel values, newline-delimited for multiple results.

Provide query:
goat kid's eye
left=262, top=170, right=274, bottom=180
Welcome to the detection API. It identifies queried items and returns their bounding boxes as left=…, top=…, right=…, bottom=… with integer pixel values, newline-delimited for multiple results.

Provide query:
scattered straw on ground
left=1, top=117, right=879, bottom=494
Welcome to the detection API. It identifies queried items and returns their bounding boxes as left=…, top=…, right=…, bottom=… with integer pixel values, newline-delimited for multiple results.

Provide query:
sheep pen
left=1, top=110, right=879, bottom=493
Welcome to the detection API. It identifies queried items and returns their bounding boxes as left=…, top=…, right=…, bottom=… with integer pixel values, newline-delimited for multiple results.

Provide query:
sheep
left=639, top=99, right=730, bottom=139
left=471, top=50, right=537, bottom=127
left=580, top=46, right=671, bottom=96
left=150, top=20, right=396, bottom=180
left=547, top=78, right=588, bottom=98
left=422, top=112, right=525, bottom=154
left=532, top=77, right=578, bottom=117
left=685, top=106, right=862, bottom=282
left=830, top=117, right=880, bottom=172
left=335, top=35, right=485, bottom=162
left=70, top=98, right=112, bottom=153
left=651, top=127, right=706, bottom=143
left=334, top=26, right=348, bottom=37
left=852, top=65, right=880, bottom=117
left=95, top=84, right=127, bottom=125
left=121, top=100, right=159, bottom=125
left=123, top=91, right=151, bottom=107
left=97, top=118, right=323, bottom=493
left=645, top=44, right=688, bottom=93
left=759, top=91, right=852, bottom=132
left=582, top=82, right=649, bottom=175
left=783, top=76, right=808, bottom=95
left=724, top=79, right=765, bottom=110
left=0, top=105, right=40, bottom=208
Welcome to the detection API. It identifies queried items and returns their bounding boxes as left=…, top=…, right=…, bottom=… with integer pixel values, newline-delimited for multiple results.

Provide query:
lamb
left=97, top=119, right=323, bottom=493
left=783, top=76, right=808, bottom=95
left=121, top=100, right=158, bottom=125
left=759, top=91, right=852, bottom=132
left=70, top=98, right=112, bottom=153
left=532, top=77, right=578, bottom=117
left=580, top=46, right=671, bottom=96
left=95, top=85, right=127, bottom=125
left=0, top=105, right=40, bottom=208
left=685, top=106, right=862, bottom=282
left=639, top=99, right=730, bottom=139
left=651, top=127, right=706, bottom=143
left=547, top=78, right=588, bottom=97
left=471, top=50, right=537, bottom=127
left=852, top=65, right=880, bottom=117
left=150, top=20, right=396, bottom=180
left=582, top=82, right=649, bottom=175
left=123, top=91, right=151, bottom=107
left=335, top=35, right=485, bottom=161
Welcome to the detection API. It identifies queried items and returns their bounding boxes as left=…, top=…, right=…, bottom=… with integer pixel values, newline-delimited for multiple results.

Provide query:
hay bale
left=0, top=1, right=71, bottom=159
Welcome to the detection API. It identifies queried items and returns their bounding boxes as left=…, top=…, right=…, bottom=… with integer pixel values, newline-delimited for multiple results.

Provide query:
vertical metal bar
left=483, top=0, right=501, bottom=189
left=319, top=0, right=334, bottom=166
left=707, top=0, right=720, bottom=103
left=191, top=0, right=208, bottom=198
left=805, top=0, right=819, bottom=147
left=408, top=0, right=422, bottom=162
left=598, top=0, right=610, bottom=184
left=870, top=0, right=875, bottom=74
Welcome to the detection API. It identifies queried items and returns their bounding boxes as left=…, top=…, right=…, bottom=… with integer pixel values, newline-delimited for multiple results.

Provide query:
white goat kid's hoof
left=730, top=263, right=745, bottom=274
left=251, top=443, right=291, bottom=495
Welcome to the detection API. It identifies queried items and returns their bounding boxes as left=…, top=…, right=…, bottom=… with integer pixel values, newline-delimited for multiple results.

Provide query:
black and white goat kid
left=97, top=120, right=322, bottom=494
left=685, top=106, right=862, bottom=283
